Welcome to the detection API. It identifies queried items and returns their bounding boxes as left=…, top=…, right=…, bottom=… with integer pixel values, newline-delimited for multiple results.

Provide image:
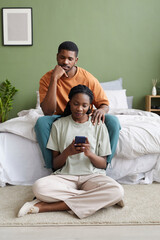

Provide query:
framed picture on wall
left=2, top=7, right=33, bottom=46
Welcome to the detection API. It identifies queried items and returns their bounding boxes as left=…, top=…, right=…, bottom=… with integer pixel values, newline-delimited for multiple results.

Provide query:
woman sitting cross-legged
left=18, top=84, right=124, bottom=219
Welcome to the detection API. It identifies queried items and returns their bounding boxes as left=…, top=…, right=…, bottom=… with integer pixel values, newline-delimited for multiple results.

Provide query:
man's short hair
left=58, top=41, right=79, bottom=57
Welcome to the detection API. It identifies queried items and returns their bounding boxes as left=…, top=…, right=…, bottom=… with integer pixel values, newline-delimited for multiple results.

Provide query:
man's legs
left=34, top=115, right=61, bottom=169
left=104, top=114, right=121, bottom=164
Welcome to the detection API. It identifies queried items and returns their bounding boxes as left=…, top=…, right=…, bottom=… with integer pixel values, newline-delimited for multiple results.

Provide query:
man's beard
left=61, top=65, right=74, bottom=73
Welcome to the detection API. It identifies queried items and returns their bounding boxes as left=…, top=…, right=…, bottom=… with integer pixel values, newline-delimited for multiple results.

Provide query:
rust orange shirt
left=39, top=67, right=109, bottom=115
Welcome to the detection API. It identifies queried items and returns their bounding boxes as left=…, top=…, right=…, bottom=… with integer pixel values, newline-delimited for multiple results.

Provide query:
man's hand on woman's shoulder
left=91, top=105, right=109, bottom=125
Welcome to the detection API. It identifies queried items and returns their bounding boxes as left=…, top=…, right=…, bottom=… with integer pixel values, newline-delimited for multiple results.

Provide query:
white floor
left=0, top=225, right=160, bottom=240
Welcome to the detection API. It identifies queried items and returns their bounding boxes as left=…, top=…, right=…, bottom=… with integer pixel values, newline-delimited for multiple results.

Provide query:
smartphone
left=75, top=136, right=86, bottom=144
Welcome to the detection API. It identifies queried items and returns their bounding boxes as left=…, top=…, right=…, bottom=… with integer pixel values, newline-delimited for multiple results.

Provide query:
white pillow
left=127, top=96, right=133, bottom=109
left=104, top=89, right=128, bottom=109
left=36, top=91, right=41, bottom=109
left=100, top=78, right=123, bottom=90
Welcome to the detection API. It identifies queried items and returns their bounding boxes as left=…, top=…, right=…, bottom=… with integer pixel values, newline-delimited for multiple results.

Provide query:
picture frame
left=2, top=7, right=33, bottom=46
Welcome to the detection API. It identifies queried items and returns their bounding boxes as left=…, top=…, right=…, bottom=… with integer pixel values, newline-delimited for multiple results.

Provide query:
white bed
left=0, top=78, right=160, bottom=186
left=0, top=132, right=51, bottom=187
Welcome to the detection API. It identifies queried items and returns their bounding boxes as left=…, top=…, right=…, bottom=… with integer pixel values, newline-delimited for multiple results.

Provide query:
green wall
left=1, top=0, right=160, bottom=119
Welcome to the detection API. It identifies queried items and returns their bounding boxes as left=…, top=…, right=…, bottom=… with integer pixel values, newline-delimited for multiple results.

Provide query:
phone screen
left=75, top=136, right=86, bottom=144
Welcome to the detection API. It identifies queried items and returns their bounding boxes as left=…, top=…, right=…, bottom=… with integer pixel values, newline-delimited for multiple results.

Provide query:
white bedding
left=0, top=108, right=160, bottom=186
left=107, top=153, right=160, bottom=184
left=0, top=133, right=51, bottom=187
left=114, top=112, right=160, bottom=159
left=0, top=108, right=159, bottom=157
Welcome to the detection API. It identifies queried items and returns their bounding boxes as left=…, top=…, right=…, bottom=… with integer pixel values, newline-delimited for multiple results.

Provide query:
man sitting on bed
left=35, top=41, right=121, bottom=169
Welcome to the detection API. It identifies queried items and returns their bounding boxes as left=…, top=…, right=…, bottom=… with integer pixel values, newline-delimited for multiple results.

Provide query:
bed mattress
left=0, top=133, right=51, bottom=187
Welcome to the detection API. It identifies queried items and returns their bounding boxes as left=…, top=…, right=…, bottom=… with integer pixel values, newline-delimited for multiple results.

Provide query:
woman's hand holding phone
left=74, top=136, right=91, bottom=156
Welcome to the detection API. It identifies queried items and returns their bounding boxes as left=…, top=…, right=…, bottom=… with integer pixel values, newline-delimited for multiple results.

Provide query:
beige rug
left=0, top=184, right=160, bottom=226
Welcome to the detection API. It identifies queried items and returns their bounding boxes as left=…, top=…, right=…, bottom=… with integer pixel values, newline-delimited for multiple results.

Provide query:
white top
left=47, top=115, right=111, bottom=175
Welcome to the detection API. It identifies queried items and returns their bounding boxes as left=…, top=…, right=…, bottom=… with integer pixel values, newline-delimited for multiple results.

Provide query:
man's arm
left=91, top=104, right=109, bottom=125
left=40, top=65, right=68, bottom=115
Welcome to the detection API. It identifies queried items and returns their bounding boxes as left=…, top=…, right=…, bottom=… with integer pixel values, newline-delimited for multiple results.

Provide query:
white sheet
left=0, top=108, right=43, bottom=142
left=107, top=154, right=160, bottom=184
left=0, top=133, right=51, bottom=187
left=116, top=114, right=160, bottom=159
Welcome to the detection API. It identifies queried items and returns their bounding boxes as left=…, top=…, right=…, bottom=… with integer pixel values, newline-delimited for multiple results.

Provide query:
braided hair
left=63, top=85, right=94, bottom=117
